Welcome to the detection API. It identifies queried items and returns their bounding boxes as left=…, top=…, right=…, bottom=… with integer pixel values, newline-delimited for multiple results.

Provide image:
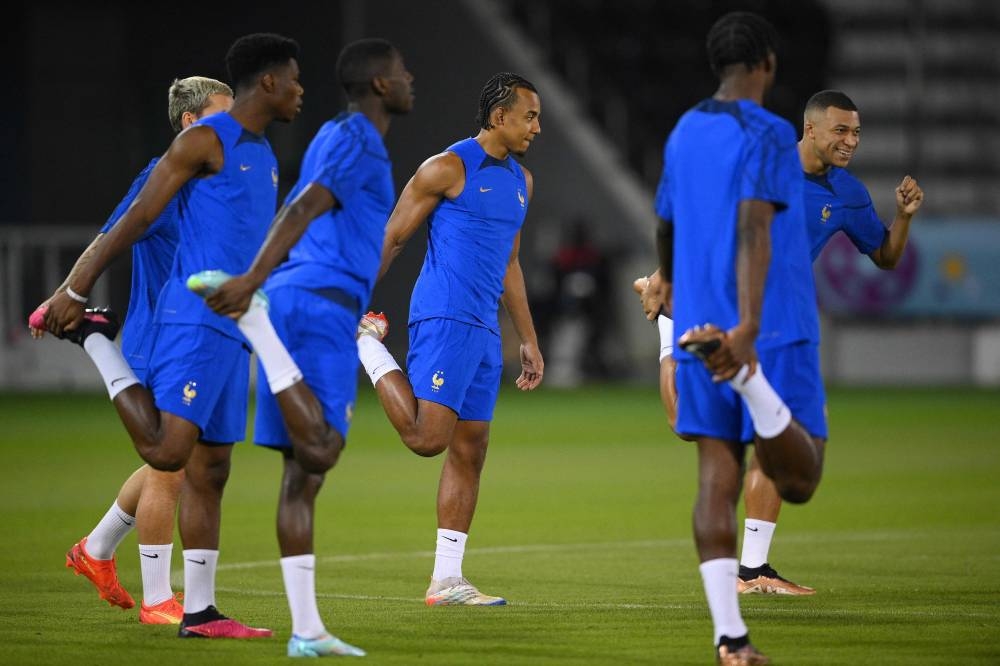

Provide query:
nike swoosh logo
left=110, top=377, right=129, bottom=387
left=240, top=164, right=252, bottom=171
left=479, top=186, right=492, bottom=193
left=442, top=536, right=458, bottom=542
left=186, top=558, right=207, bottom=565
left=117, top=515, right=135, bottom=526
left=140, top=552, right=160, bottom=559
left=746, top=527, right=759, bottom=532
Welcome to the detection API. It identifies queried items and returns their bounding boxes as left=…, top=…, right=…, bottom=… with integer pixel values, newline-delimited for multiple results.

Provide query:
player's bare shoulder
left=167, top=123, right=225, bottom=176
left=412, top=150, right=465, bottom=199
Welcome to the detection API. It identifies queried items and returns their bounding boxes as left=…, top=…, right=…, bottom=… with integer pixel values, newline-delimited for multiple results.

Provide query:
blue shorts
left=407, top=318, right=502, bottom=422
left=675, top=341, right=827, bottom=443
left=147, top=323, right=250, bottom=444
left=122, top=323, right=160, bottom=387
left=254, top=285, right=360, bottom=448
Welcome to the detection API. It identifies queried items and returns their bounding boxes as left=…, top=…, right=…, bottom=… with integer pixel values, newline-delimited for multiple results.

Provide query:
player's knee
left=283, top=463, right=326, bottom=498
left=776, top=476, right=817, bottom=504
left=146, top=455, right=186, bottom=473
left=297, top=445, right=341, bottom=474
left=193, top=456, right=231, bottom=493
left=402, top=431, right=449, bottom=457
left=137, top=444, right=187, bottom=473
left=294, top=429, right=345, bottom=474
left=456, top=443, right=488, bottom=472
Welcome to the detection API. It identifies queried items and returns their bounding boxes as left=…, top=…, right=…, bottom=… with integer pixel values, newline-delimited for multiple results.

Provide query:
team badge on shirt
left=820, top=204, right=832, bottom=224
left=182, top=381, right=198, bottom=406
left=517, top=189, right=525, bottom=208
left=431, top=371, right=445, bottom=392
left=272, top=167, right=279, bottom=189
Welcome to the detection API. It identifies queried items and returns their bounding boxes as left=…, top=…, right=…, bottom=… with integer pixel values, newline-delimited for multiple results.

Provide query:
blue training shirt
left=154, top=112, right=279, bottom=340
left=655, top=98, right=819, bottom=356
left=266, top=112, right=394, bottom=314
left=409, top=138, right=528, bottom=334
left=804, top=166, right=887, bottom=260
left=99, top=158, right=179, bottom=371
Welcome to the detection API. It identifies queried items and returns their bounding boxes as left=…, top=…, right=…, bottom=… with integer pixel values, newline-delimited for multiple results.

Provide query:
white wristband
left=65, top=287, right=89, bottom=304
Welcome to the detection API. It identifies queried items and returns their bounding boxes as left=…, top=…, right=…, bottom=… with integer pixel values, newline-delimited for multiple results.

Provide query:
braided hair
left=705, top=11, right=779, bottom=77
left=476, top=72, right=537, bottom=130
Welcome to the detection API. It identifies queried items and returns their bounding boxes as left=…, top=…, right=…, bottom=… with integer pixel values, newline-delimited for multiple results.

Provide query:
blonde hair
left=167, top=76, right=234, bottom=133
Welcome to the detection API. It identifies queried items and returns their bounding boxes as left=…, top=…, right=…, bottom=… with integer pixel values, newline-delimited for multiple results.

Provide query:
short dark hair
left=476, top=72, right=537, bottom=130
left=225, top=33, right=300, bottom=91
left=336, top=38, right=398, bottom=100
left=805, top=90, right=858, bottom=115
left=706, top=11, right=779, bottom=77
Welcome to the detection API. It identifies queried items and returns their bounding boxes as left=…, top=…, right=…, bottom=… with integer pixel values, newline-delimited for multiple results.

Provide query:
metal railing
left=1, top=225, right=114, bottom=342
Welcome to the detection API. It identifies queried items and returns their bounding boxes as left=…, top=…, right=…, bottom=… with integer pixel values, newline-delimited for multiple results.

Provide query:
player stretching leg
left=644, top=12, right=826, bottom=664
left=39, top=34, right=304, bottom=639
left=189, top=39, right=416, bottom=657
left=357, top=72, right=544, bottom=606
left=31, top=77, right=233, bottom=623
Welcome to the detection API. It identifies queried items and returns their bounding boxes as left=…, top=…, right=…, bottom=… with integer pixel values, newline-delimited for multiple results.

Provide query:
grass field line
left=211, top=586, right=998, bottom=620
left=214, top=527, right=967, bottom=573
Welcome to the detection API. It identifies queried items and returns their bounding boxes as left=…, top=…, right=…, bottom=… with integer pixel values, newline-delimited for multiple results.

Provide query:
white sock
left=739, top=519, right=776, bottom=569
left=431, top=529, right=467, bottom=581
left=83, top=334, right=140, bottom=399
left=357, top=335, right=401, bottom=386
left=729, top=366, right=792, bottom=439
left=138, top=543, right=174, bottom=606
left=281, top=554, right=326, bottom=639
left=182, top=549, right=219, bottom=614
left=237, top=307, right=302, bottom=394
left=85, top=502, right=135, bottom=559
left=699, top=558, right=748, bottom=645
left=657, top=315, right=674, bottom=361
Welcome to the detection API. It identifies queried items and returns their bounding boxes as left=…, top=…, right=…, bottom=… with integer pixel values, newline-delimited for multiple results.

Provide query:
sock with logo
left=85, top=502, right=135, bottom=559
left=739, top=519, right=777, bottom=569
left=431, top=529, right=467, bottom=581
left=236, top=307, right=303, bottom=394
left=138, top=543, right=174, bottom=606
left=182, top=549, right=219, bottom=614
left=281, top=554, right=326, bottom=639
left=657, top=315, right=674, bottom=361
left=699, top=558, right=748, bottom=645
left=83, top=334, right=139, bottom=399
left=728, top=366, right=792, bottom=439
left=357, top=335, right=401, bottom=386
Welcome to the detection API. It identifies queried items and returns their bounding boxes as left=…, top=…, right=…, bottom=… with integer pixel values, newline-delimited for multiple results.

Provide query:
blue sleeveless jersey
left=409, top=138, right=528, bottom=333
left=100, top=158, right=179, bottom=371
left=655, top=99, right=819, bottom=354
left=154, top=112, right=279, bottom=339
left=266, top=112, right=394, bottom=312
left=804, top=166, right=886, bottom=260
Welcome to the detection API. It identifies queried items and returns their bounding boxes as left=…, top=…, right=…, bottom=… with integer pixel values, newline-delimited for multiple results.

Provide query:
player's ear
left=180, top=111, right=198, bottom=129
left=260, top=72, right=275, bottom=93
left=494, top=107, right=505, bottom=127
left=372, top=75, right=388, bottom=96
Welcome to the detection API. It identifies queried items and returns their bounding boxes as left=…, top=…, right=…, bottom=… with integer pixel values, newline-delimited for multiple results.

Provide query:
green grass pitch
left=1, top=386, right=998, bottom=664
